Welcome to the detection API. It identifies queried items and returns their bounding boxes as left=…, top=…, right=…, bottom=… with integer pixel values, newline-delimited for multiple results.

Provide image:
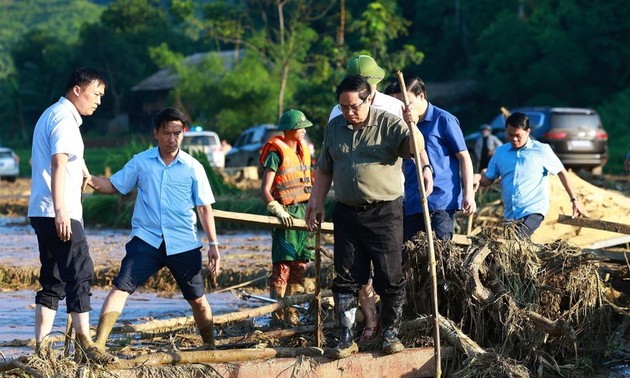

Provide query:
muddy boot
left=330, top=293, right=359, bottom=359
left=381, top=290, right=405, bottom=355
left=270, top=284, right=286, bottom=327
left=284, top=284, right=301, bottom=326
left=75, top=333, right=119, bottom=365
left=198, top=322, right=216, bottom=350
left=95, top=311, right=120, bottom=351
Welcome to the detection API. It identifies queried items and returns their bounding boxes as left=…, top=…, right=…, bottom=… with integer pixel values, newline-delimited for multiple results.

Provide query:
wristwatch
left=422, top=164, right=434, bottom=174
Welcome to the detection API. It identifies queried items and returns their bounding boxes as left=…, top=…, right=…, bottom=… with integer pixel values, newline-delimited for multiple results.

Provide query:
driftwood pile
left=401, top=224, right=624, bottom=377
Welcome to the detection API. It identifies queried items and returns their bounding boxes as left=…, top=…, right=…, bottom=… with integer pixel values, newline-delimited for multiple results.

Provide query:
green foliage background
left=0, top=0, right=628, bottom=173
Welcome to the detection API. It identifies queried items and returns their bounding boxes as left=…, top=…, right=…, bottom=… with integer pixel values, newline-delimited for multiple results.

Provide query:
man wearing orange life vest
left=259, top=109, right=315, bottom=326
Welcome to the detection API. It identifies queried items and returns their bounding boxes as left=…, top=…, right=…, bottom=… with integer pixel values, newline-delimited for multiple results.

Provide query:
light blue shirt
left=28, top=97, right=85, bottom=221
left=485, top=138, right=564, bottom=220
left=110, top=147, right=215, bottom=255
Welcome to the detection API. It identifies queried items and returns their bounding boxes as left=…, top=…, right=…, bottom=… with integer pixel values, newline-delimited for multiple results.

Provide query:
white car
left=181, top=130, right=225, bottom=168
left=0, top=147, right=19, bottom=182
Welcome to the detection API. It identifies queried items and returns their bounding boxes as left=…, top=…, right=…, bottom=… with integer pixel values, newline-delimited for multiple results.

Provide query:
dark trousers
left=403, top=210, right=456, bottom=242
left=516, top=213, right=545, bottom=238
left=31, top=217, right=94, bottom=313
left=332, top=199, right=406, bottom=297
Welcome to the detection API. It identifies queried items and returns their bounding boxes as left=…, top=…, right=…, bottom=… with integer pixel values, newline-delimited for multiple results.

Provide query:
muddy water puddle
left=0, top=217, right=305, bottom=360
left=0, top=289, right=263, bottom=360
left=0, top=217, right=275, bottom=268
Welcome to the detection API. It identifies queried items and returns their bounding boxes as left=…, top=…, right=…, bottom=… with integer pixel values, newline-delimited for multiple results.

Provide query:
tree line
left=0, top=0, right=627, bottom=172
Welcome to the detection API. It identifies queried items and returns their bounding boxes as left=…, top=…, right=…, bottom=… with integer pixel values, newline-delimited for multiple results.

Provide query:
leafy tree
left=351, top=1, right=418, bottom=68
left=72, top=0, right=198, bottom=123
left=0, top=0, right=102, bottom=80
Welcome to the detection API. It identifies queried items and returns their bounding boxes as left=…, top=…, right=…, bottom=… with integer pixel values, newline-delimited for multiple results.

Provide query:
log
left=466, top=245, right=493, bottom=303
left=402, top=315, right=486, bottom=357
left=213, top=209, right=334, bottom=234
left=113, top=292, right=331, bottom=334
left=116, top=346, right=328, bottom=368
left=527, top=311, right=576, bottom=340
left=437, top=315, right=487, bottom=357
left=557, top=214, right=630, bottom=235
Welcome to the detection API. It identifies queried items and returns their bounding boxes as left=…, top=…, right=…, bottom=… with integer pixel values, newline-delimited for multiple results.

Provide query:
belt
left=341, top=201, right=384, bottom=212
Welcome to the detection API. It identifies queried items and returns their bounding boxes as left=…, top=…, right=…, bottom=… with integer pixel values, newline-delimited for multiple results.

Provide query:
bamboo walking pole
left=396, top=71, right=442, bottom=377
left=314, top=214, right=323, bottom=347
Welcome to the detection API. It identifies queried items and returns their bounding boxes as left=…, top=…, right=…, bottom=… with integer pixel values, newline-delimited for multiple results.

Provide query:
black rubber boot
left=381, top=289, right=405, bottom=355
left=330, top=293, right=359, bottom=359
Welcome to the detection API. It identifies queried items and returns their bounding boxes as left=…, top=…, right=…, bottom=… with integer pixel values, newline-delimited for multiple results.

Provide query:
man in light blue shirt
left=474, top=112, right=586, bottom=236
left=87, top=107, right=221, bottom=354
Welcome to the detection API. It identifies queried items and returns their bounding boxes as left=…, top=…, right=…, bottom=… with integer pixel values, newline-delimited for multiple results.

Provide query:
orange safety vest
left=260, top=136, right=312, bottom=205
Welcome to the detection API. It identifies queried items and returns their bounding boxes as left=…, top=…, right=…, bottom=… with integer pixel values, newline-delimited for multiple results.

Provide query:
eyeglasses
left=337, top=98, right=368, bottom=113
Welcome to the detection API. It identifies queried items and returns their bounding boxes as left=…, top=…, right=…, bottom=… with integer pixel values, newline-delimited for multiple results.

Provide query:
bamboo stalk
left=396, top=70, right=442, bottom=378
left=314, top=214, right=323, bottom=347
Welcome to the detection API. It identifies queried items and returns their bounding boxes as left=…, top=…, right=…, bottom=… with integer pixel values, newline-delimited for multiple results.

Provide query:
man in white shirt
left=28, top=67, right=115, bottom=363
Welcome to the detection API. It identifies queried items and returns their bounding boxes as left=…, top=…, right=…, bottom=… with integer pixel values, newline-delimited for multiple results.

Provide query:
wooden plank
left=583, top=235, right=630, bottom=250
left=213, top=209, right=334, bottom=234
left=214, top=209, right=471, bottom=245
left=557, top=215, right=630, bottom=235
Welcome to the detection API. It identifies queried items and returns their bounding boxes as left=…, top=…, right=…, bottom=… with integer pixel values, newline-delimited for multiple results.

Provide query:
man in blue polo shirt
left=385, top=76, right=476, bottom=242
left=474, top=112, right=586, bottom=236
left=87, top=107, right=221, bottom=354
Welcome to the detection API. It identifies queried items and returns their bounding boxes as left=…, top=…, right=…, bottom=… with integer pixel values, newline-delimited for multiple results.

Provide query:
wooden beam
left=213, top=209, right=471, bottom=245
left=213, top=209, right=334, bottom=234
left=557, top=215, right=630, bottom=235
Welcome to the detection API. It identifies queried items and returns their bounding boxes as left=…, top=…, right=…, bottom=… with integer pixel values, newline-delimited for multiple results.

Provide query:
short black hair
left=336, top=74, right=372, bottom=102
left=66, top=67, right=107, bottom=91
left=505, top=112, right=530, bottom=130
left=153, top=107, right=190, bottom=130
left=384, top=76, right=427, bottom=98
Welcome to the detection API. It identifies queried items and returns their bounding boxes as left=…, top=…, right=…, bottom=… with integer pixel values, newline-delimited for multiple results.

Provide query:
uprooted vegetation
left=398, top=224, right=626, bottom=377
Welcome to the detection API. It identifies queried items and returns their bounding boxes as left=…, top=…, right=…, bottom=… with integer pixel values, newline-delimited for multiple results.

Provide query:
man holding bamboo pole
left=306, top=75, right=425, bottom=358
left=328, top=55, right=432, bottom=346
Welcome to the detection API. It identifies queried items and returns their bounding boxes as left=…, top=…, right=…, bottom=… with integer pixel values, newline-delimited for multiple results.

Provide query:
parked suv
left=0, top=147, right=20, bottom=182
left=181, top=129, right=225, bottom=168
left=466, top=107, right=608, bottom=174
left=225, top=124, right=315, bottom=168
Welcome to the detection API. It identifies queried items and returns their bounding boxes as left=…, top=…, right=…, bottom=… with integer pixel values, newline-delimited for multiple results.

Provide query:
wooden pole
left=314, top=214, right=323, bottom=347
left=557, top=214, right=630, bottom=235
left=396, top=70, right=442, bottom=377
left=213, top=209, right=334, bottom=234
